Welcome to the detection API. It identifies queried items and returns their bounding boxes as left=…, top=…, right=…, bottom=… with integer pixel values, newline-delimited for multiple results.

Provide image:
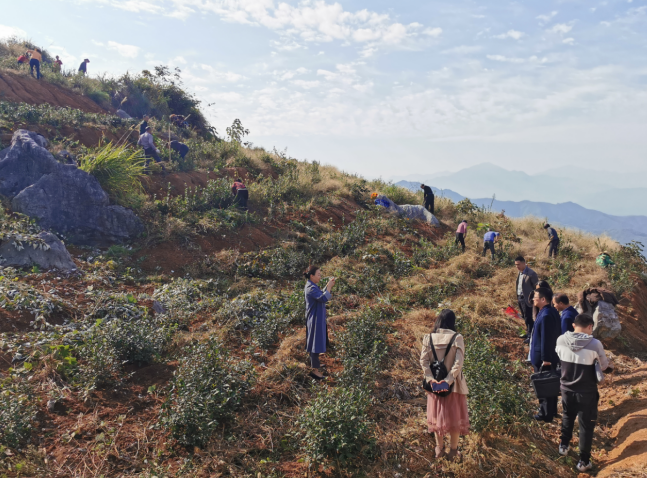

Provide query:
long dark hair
left=433, top=309, right=456, bottom=332
left=303, top=265, right=320, bottom=281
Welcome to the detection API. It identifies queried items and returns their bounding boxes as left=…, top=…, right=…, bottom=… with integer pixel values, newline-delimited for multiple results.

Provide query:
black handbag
left=530, top=365, right=561, bottom=399
left=422, top=332, right=458, bottom=397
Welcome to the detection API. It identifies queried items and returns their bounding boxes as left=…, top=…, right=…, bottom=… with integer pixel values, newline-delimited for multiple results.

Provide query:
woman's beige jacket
left=420, top=328, right=469, bottom=395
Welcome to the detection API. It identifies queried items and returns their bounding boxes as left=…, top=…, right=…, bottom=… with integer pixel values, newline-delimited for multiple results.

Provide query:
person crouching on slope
left=556, top=313, right=613, bottom=473
left=482, top=228, right=500, bottom=260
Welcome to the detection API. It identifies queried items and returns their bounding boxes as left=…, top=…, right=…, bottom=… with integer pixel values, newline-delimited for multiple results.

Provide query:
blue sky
left=2, top=0, right=647, bottom=178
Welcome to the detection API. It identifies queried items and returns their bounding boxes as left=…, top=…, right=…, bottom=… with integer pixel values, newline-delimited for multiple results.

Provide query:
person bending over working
left=304, top=266, right=336, bottom=381
left=169, top=140, right=189, bottom=160
left=137, top=127, right=164, bottom=169
left=231, top=178, right=248, bottom=211
left=553, top=293, right=577, bottom=334
left=455, top=220, right=467, bottom=252
left=515, top=256, right=538, bottom=342
left=530, top=287, right=561, bottom=423
left=556, top=313, right=613, bottom=473
left=26, top=48, right=42, bottom=79
left=482, top=228, right=500, bottom=259
left=421, top=184, right=435, bottom=214
left=78, top=58, right=90, bottom=75
left=544, top=223, right=560, bottom=258
left=596, top=251, right=615, bottom=268
left=420, top=309, right=470, bottom=462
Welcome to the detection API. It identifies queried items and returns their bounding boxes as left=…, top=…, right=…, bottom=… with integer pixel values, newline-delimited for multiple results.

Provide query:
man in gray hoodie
left=555, top=313, right=613, bottom=473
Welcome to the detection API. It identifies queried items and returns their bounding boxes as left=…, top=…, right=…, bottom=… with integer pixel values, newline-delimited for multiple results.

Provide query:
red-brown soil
left=0, top=70, right=109, bottom=114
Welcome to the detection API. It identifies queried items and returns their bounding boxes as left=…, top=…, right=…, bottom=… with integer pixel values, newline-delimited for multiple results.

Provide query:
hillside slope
left=0, top=70, right=109, bottom=114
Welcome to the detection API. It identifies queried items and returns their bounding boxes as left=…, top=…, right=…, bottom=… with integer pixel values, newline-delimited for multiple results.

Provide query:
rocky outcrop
left=0, top=130, right=143, bottom=247
left=0, top=232, right=76, bottom=271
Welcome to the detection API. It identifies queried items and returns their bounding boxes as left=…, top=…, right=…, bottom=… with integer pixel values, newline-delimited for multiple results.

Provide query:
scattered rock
left=0, top=130, right=144, bottom=247
left=116, top=109, right=132, bottom=119
left=0, top=231, right=76, bottom=271
left=593, top=300, right=622, bottom=339
left=152, top=300, right=166, bottom=314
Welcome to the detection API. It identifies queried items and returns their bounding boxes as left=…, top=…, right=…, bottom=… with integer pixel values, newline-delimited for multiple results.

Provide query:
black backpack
left=422, top=332, right=458, bottom=397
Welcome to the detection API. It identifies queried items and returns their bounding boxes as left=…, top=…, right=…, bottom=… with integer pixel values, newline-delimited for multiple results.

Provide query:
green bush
left=160, top=339, right=254, bottom=447
left=608, top=241, right=647, bottom=296
left=298, top=385, right=375, bottom=465
left=338, top=310, right=389, bottom=383
left=78, top=143, right=145, bottom=206
left=413, top=235, right=461, bottom=267
left=463, top=333, right=530, bottom=432
left=0, top=377, right=36, bottom=448
left=0, top=101, right=133, bottom=128
left=380, top=184, right=420, bottom=205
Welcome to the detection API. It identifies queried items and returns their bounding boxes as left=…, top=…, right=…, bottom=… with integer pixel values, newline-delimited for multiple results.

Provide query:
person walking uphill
left=26, top=48, right=42, bottom=79
left=530, top=287, right=561, bottom=423
left=515, top=256, right=538, bottom=341
left=556, top=313, right=613, bottom=472
left=482, top=228, right=500, bottom=259
left=304, top=266, right=336, bottom=381
left=231, top=178, right=248, bottom=211
left=78, top=59, right=90, bottom=75
left=420, top=309, right=469, bottom=462
left=455, top=220, right=467, bottom=252
left=137, top=127, right=164, bottom=170
left=421, top=184, right=435, bottom=214
left=544, top=223, right=560, bottom=258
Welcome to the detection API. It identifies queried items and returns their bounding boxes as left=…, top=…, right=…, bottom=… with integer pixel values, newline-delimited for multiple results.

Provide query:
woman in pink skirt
left=420, top=309, right=470, bottom=461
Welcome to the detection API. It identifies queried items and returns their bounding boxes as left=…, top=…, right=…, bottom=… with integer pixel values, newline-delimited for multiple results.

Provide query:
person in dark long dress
left=303, top=265, right=336, bottom=380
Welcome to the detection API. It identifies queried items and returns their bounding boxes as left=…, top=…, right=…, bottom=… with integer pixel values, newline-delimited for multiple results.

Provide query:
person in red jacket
left=231, top=178, right=248, bottom=210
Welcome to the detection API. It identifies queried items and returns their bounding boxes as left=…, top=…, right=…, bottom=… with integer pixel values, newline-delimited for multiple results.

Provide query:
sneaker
left=558, top=444, right=569, bottom=456
left=576, top=460, right=593, bottom=472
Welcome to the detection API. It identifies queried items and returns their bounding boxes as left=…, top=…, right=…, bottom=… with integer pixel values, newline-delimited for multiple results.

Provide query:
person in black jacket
left=544, top=223, right=560, bottom=258
left=530, top=287, right=561, bottom=422
left=420, top=184, right=434, bottom=214
left=139, top=115, right=150, bottom=136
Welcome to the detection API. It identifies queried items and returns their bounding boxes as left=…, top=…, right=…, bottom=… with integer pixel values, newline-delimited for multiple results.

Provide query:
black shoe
left=520, top=334, right=528, bottom=339
left=533, top=414, right=554, bottom=423
left=309, top=372, right=325, bottom=381
left=523, top=338, right=530, bottom=344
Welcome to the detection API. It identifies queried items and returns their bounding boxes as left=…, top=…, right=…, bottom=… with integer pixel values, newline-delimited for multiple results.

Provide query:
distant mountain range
left=392, top=163, right=647, bottom=216
left=396, top=180, right=647, bottom=247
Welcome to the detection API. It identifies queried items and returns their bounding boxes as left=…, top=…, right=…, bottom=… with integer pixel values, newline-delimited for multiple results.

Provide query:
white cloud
left=49, top=45, right=77, bottom=63
left=0, top=24, right=27, bottom=40
left=487, top=54, right=526, bottom=63
left=536, top=11, right=558, bottom=24
left=106, top=40, right=140, bottom=58
left=550, top=23, right=573, bottom=34
left=563, top=37, right=575, bottom=45
left=441, top=45, right=482, bottom=55
left=423, top=27, right=443, bottom=37
left=292, top=79, right=320, bottom=89
left=198, top=64, right=244, bottom=82
left=494, top=29, right=525, bottom=40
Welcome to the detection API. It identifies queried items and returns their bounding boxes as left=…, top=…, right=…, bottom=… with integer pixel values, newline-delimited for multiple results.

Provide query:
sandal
left=435, top=446, right=446, bottom=459
left=446, top=448, right=462, bottom=462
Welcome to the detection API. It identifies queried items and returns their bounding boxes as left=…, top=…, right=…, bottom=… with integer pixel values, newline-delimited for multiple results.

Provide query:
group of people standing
left=18, top=48, right=89, bottom=80
left=302, top=249, right=612, bottom=472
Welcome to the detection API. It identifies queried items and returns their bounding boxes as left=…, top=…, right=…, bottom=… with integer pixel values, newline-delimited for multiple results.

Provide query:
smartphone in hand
left=432, top=382, right=449, bottom=393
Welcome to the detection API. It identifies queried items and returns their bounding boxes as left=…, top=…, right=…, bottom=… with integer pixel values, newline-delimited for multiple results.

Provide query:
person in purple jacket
left=303, top=265, right=336, bottom=381
left=553, top=293, right=578, bottom=334
left=482, top=228, right=500, bottom=259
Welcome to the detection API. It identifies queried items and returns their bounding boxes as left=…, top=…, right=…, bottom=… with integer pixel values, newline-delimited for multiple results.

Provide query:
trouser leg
left=36, top=61, right=41, bottom=79
left=560, top=391, right=577, bottom=447
left=577, top=392, right=598, bottom=462
left=549, top=241, right=559, bottom=257
left=518, top=298, right=534, bottom=335
left=310, top=353, right=320, bottom=369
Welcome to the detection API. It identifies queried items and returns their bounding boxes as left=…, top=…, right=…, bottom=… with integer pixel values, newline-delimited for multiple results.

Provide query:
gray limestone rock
left=0, top=232, right=76, bottom=271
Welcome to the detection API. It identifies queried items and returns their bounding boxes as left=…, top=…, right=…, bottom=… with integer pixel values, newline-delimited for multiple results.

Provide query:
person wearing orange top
left=26, top=48, right=42, bottom=79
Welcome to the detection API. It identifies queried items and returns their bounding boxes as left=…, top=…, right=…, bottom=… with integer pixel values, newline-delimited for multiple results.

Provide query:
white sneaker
left=558, top=444, right=569, bottom=456
left=576, top=460, right=593, bottom=472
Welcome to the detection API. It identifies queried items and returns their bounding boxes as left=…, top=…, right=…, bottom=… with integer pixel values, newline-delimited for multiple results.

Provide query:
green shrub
left=338, top=310, right=389, bottom=383
left=413, top=235, right=461, bottom=267
left=298, top=385, right=375, bottom=465
left=78, top=143, right=145, bottom=206
left=0, top=378, right=36, bottom=448
left=463, top=333, right=530, bottom=432
left=607, top=241, right=647, bottom=296
left=160, top=339, right=254, bottom=447
left=392, top=250, right=413, bottom=278
left=380, top=184, right=420, bottom=205
left=86, top=90, right=111, bottom=108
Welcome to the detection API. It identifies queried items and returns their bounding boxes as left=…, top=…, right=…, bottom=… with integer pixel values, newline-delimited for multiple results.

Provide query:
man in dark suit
left=420, top=184, right=434, bottom=214
left=530, top=287, right=561, bottom=422
left=515, top=256, right=538, bottom=342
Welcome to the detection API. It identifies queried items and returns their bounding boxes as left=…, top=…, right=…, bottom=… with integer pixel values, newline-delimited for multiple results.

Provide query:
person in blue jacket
left=304, top=265, right=336, bottom=381
left=482, top=228, right=500, bottom=259
left=530, top=287, right=561, bottom=422
left=544, top=223, right=560, bottom=258
left=553, top=293, right=577, bottom=334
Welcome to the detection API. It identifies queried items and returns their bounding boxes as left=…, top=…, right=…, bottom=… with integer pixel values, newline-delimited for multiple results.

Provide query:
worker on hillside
left=515, top=255, right=538, bottom=342
left=482, top=228, right=500, bottom=260
left=170, top=114, right=189, bottom=128
left=53, top=55, right=63, bottom=72
left=17, top=52, right=29, bottom=65
left=231, top=177, right=248, bottom=211
left=137, top=126, right=165, bottom=170
left=455, top=219, right=467, bottom=252
left=168, top=140, right=189, bottom=160
left=420, top=184, right=434, bottom=214
left=26, top=48, right=42, bottom=80
left=596, top=251, right=615, bottom=268
left=544, top=223, right=560, bottom=258
left=139, top=115, right=150, bottom=135
left=78, top=58, right=90, bottom=75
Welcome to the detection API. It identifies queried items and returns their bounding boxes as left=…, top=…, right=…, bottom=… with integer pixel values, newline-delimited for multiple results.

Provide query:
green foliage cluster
left=338, top=309, right=389, bottom=384
left=160, top=339, right=254, bottom=447
left=462, top=333, right=530, bottom=432
left=298, top=385, right=375, bottom=465
left=78, top=142, right=146, bottom=207
left=153, top=278, right=223, bottom=319
left=607, top=241, right=647, bottom=296
left=0, top=377, right=36, bottom=448
left=155, top=179, right=233, bottom=216
left=413, top=235, right=461, bottom=267
left=0, top=269, right=62, bottom=321
left=0, top=101, right=133, bottom=128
